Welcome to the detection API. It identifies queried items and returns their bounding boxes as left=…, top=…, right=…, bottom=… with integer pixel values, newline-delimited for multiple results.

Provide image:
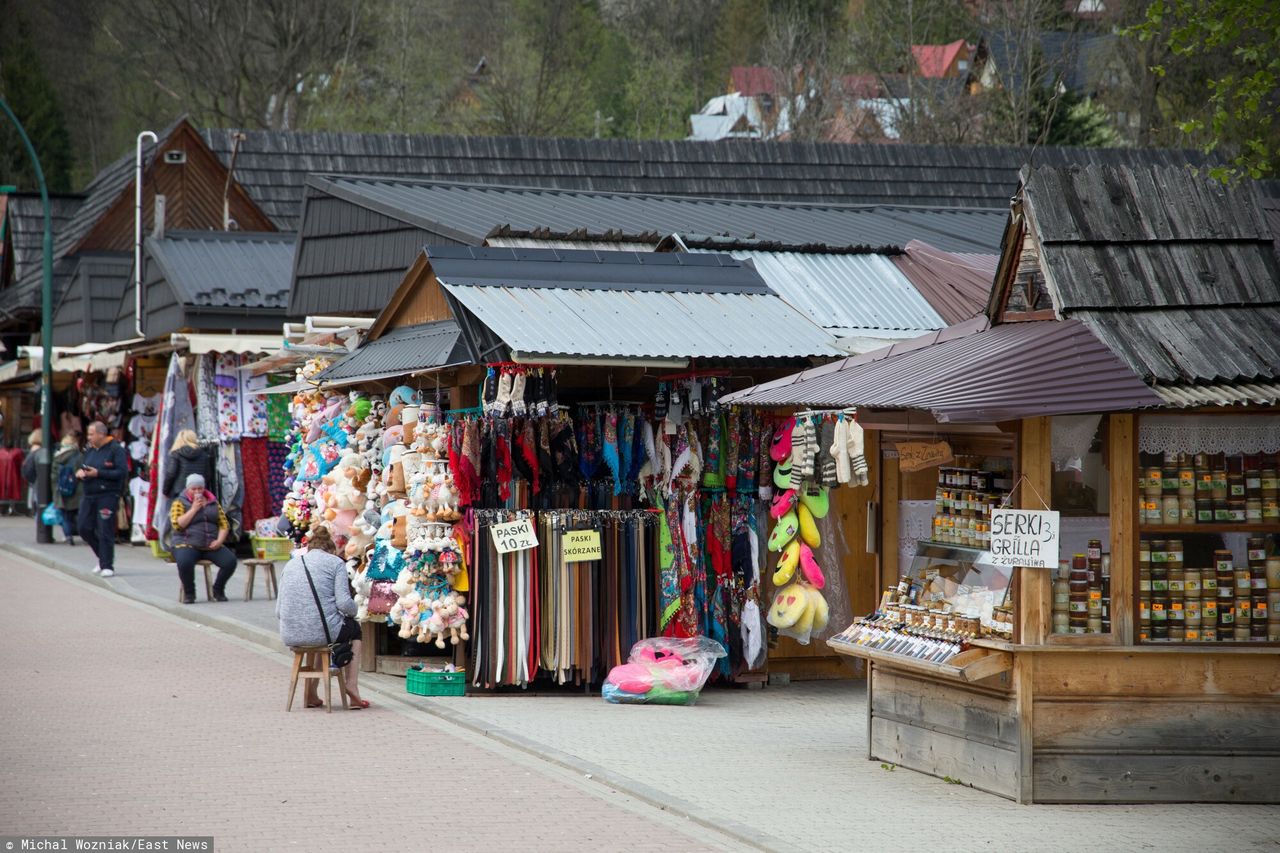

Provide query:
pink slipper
left=799, top=542, right=826, bottom=589
left=770, top=417, right=796, bottom=462
left=770, top=489, right=798, bottom=519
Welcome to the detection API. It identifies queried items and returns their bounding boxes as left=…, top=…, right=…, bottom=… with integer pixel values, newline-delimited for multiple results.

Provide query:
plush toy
left=416, top=590, right=469, bottom=648
left=766, top=582, right=829, bottom=642
left=349, top=562, right=373, bottom=622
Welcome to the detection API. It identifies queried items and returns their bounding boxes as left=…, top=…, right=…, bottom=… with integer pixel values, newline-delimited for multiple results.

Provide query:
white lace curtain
left=1139, top=414, right=1280, bottom=456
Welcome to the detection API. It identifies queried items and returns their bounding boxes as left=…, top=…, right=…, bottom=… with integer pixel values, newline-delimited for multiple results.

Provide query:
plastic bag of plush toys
left=602, top=637, right=726, bottom=706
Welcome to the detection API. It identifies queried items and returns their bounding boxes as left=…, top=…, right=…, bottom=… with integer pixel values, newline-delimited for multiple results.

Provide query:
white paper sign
left=491, top=518, right=538, bottom=554
left=988, top=508, right=1060, bottom=569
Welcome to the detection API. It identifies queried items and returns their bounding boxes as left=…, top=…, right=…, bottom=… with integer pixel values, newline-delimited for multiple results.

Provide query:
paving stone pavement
left=3, top=518, right=1280, bottom=852
left=0, top=549, right=730, bottom=852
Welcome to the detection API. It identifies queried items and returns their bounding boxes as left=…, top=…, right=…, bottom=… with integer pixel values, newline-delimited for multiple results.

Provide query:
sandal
left=347, top=697, right=370, bottom=709
left=305, top=701, right=324, bottom=709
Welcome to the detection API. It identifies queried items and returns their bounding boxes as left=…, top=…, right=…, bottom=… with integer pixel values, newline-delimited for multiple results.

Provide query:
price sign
left=491, top=518, right=538, bottom=554
left=988, top=508, right=1060, bottom=569
left=562, top=529, right=602, bottom=563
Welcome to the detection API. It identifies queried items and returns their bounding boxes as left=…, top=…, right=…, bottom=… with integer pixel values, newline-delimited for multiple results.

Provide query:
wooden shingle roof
left=202, top=127, right=1249, bottom=230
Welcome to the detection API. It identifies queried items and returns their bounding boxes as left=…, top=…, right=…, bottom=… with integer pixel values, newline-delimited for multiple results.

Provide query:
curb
left=3, top=541, right=781, bottom=852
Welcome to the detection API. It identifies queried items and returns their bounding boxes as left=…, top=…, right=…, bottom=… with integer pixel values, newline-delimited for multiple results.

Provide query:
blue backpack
left=57, top=456, right=79, bottom=497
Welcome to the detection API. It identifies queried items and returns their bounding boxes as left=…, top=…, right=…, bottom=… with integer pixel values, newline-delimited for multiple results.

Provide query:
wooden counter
left=831, top=635, right=1280, bottom=803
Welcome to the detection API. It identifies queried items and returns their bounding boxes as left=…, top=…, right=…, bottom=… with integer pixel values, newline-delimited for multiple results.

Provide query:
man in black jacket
left=76, top=421, right=128, bottom=577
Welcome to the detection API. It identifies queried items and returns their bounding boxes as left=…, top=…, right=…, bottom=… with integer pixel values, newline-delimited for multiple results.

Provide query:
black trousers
left=173, top=545, right=238, bottom=596
left=78, top=493, right=119, bottom=570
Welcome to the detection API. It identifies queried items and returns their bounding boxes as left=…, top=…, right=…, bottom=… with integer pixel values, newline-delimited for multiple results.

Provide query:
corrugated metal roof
left=485, top=236, right=658, bottom=252
left=316, top=320, right=467, bottom=384
left=311, top=176, right=1009, bottom=254
left=721, top=318, right=1163, bottom=421
left=892, top=240, right=995, bottom=324
left=1153, top=381, right=1280, bottom=408
left=424, top=246, right=838, bottom=360
left=686, top=247, right=945, bottom=335
left=146, top=230, right=296, bottom=310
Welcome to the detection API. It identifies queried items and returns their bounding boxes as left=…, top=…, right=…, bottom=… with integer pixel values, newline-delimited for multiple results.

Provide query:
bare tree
left=102, top=0, right=359, bottom=129
left=761, top=5, right=843, bottom=141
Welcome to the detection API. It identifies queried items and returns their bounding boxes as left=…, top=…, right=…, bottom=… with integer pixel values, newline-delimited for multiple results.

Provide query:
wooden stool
left=243, top=560, right=278, bottom=601
left=177, top=560, right=217, bottom=602
left=286, top=647, right=350, bottom=713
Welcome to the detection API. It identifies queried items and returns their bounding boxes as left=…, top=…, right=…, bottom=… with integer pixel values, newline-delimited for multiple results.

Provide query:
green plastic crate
left=406, top=668, right=466, bottom=697
left=250, top=535, right=293, bottom=562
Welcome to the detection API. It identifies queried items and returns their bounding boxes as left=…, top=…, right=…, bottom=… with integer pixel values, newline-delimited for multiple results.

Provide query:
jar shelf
left=1139, top=523, right=1280, bottom=534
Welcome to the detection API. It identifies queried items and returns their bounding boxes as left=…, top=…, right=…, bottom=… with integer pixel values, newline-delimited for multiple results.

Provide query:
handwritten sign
left=562, top=529, right=602, bottom=563
left=491, top=518, right=538, bottom=554
left=988, top=508, right=1059, bottom=569
left=897, top=441, right=954, bottom=473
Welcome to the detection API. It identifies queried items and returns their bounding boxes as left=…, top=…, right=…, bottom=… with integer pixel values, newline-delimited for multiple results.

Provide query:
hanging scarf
left=602, top=412, right=622, bottom=495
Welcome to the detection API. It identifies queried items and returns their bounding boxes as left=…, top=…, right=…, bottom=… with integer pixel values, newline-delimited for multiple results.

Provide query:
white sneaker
left=99, top=569, right=115, bottom=578
left=92, top=564, right=102, bottom=575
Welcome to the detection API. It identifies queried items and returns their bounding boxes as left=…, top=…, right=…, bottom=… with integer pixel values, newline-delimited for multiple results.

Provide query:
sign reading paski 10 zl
left=491, top=518, right=538, bottom=554
left=988, top=508, right=1060, bottom=569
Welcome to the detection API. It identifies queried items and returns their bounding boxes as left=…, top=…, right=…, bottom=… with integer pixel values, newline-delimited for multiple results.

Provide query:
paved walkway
left=0, top=548, right=728, bottom=852
left=3, top=518, right=1279, bottom=851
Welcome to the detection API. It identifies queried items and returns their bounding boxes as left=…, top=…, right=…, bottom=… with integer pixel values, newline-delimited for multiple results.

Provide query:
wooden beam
left=1108, top=413, right=1136, bottom=645
left=1019, top=417, right=1052, bottom=646
left=881, top=450, right=901, bottom=591
left=1014, top=652, right=1035, bottom=804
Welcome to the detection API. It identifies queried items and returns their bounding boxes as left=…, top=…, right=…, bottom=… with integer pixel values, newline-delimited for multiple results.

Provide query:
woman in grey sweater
left=276, top=526, right=368, bottom=709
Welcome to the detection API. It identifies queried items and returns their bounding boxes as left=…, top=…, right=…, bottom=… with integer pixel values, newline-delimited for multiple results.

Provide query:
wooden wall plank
left=1108, top=413, right=1136, bottom=644
left=1033, top=651, right=1280, bottom=698
left=1034, top=697, right=1280, bottom=752
left=1033, top=754, right=1280, bottom=803
left=872, top=668, right=1018, bottom=747
left=871, top=716, right=1019, bottom=800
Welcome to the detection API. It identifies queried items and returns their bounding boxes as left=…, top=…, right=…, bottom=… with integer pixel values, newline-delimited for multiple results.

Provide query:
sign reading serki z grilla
left=491, top=518, right=537, bottom=553
left=988, top=508, right=1060, bottom=569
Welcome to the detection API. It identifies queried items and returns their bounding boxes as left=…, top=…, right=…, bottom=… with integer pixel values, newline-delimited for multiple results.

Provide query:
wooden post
left=881, top=450, right=901, bottom=591
left=1013, top=652, right=1035, bottom=804
left=1019, top=417, right=1052, bottom=646
left=360, top=622, right=378, bottom=672
left=1108, top=413, right=1136, bottom=645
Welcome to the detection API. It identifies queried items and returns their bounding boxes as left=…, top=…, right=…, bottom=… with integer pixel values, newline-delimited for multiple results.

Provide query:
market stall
left=722, top=164, right=1280, bottom=804
left=277, top=245, right=884, bottom=687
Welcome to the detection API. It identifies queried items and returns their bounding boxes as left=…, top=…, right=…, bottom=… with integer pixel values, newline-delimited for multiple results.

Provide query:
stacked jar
left=1247, top=537, right=1269, bottom=641
left=1194, top=454, right=1214, bottom=523
left=1068, top=554, right=1089, bottom=633
left=1263, top=466, right=1279, bottom=522
left=1166, top=539, right=1185, bottom=641
left=1201, top=564, right=1219, bottom=641
left=1227, top=455, right=1248, bottom=524
left=1150, top=540, right=1169, bottom=640
left=1052, top=561, right=1070, bottom=634
left=1212, top=458, right=1231, bottom=522
left=1216, top=550, right=1236, bottom=637
left=1141, top=463, right=1163, bottom=525
left=1268, top=554, right=1280, bottom=641
left=1138, top=540, right=1151, bottom=641
left=932, top=467, right=1005, bottom=547
left=1086, top=539, right=1105, bottom=634
left=1183, top=550, right=1202, bottom=641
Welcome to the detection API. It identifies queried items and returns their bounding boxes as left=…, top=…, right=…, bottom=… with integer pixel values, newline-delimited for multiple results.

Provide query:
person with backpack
left=51, top=433, right=83, bottom=544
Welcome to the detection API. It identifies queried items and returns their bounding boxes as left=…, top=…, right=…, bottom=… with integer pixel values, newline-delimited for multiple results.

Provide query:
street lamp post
left=1, top=97, right=56, bottom=543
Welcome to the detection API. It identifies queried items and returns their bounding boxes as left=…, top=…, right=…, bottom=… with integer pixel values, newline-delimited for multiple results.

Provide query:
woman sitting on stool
left=170, top=473, right=237, bottom=603
left=276, top=526, right=368, bottom=709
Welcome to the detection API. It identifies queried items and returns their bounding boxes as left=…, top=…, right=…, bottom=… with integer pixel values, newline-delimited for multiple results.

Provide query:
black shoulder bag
left=300, top=555, right=355, bottom=669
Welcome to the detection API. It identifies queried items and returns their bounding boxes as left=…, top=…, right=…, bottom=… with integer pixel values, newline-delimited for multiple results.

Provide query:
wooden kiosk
left=726, top=163, right=1280, bottom=803
left=832, top=411, right=1280, bottom=804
